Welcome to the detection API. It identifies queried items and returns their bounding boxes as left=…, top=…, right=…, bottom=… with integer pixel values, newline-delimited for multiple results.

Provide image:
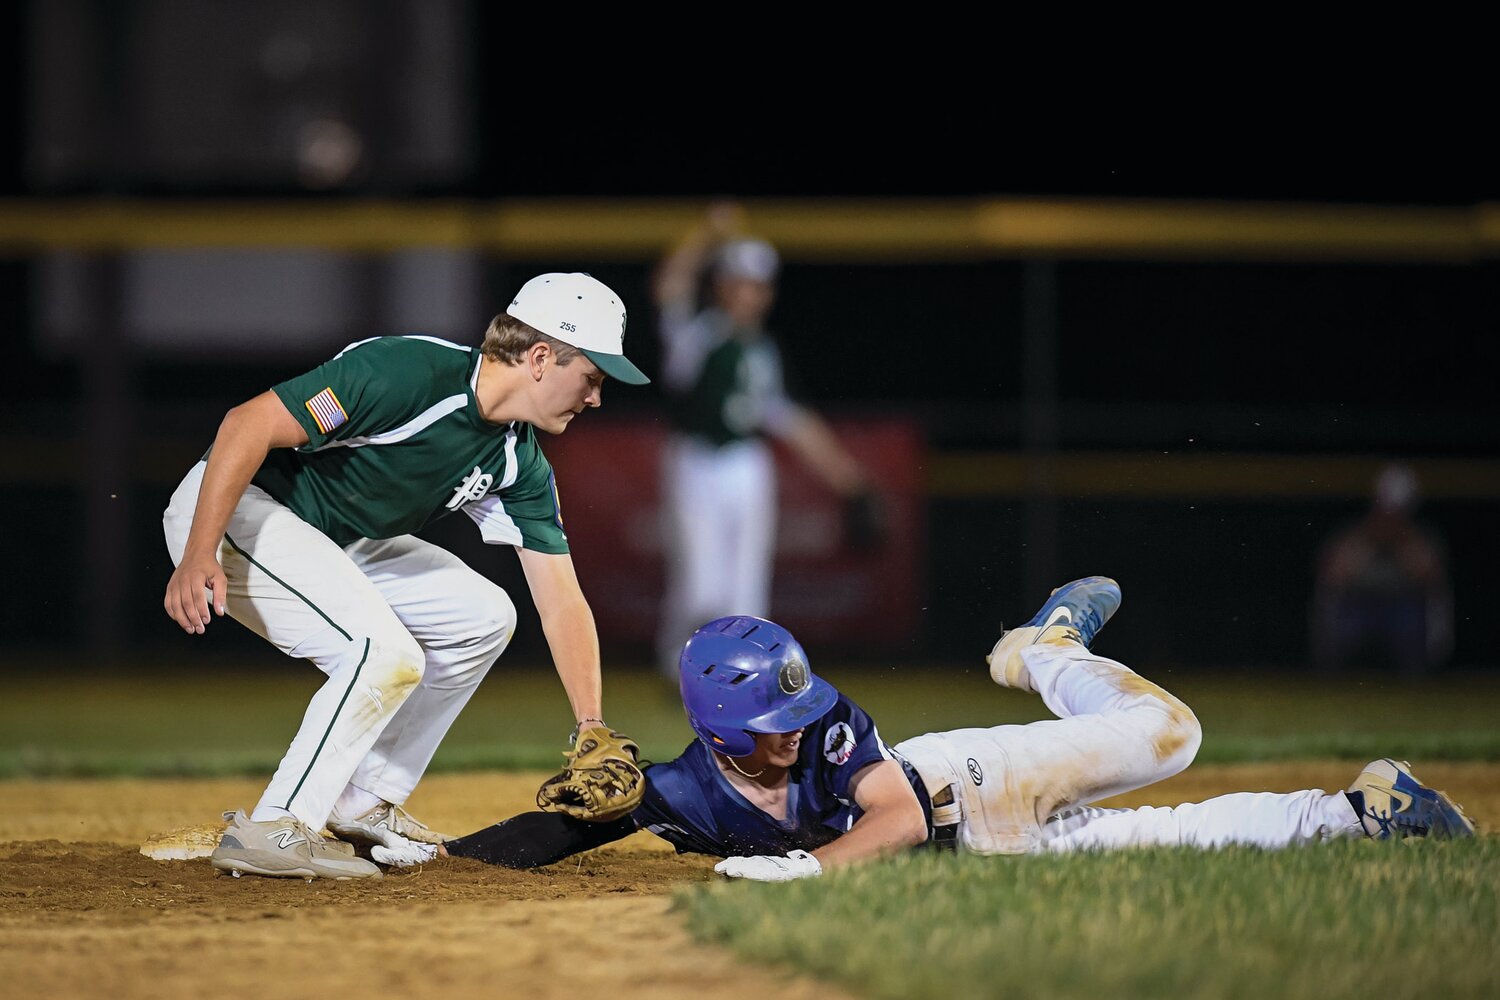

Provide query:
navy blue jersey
left=632, top=692, right=931, bottom=857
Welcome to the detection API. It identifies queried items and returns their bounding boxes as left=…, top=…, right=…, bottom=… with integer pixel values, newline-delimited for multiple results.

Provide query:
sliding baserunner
left=445, top=576, right=1475, bottom=879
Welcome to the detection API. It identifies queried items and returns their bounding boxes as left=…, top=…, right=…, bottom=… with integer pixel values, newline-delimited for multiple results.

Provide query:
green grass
left=0, top=661, right=693, bottom=778
left=3, top=659, right=1499, bottom=778
left=678, top=838, right=1500, bottom=1000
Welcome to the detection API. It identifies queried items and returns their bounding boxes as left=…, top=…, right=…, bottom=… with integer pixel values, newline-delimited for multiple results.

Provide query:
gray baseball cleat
left=211, top=810, right=382, bottom=880
left=986, top=576, right=1123, bottom=692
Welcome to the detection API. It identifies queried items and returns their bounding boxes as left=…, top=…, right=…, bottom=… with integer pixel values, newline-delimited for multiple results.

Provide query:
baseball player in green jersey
left=653, top=202, right=882, bottom=679
left=162, top=272, right=649, bottom=880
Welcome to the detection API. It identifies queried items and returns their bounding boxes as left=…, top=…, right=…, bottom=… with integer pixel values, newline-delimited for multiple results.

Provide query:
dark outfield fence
left=1, top=199, right=1496, bottom=671
left=2, top=453, right=1494, bottom=672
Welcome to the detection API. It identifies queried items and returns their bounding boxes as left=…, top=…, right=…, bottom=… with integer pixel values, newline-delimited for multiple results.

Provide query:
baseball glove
left=536, top=725, right=645, bottom=822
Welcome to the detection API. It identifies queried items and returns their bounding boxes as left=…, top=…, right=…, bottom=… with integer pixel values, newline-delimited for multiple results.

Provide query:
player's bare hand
left=705, top=200, right=747, bottom=237
left=164, top=551, right=228, bottom=634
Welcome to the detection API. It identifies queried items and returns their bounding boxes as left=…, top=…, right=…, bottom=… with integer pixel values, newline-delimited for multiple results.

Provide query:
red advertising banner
left=543, top=417, right=926, bottom=652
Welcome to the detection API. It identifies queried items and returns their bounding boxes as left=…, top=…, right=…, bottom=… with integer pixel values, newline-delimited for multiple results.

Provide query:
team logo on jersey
left=823, top=722, right=856, bottom=766
left=778, top=656, right=810, bottom=694
left=447, top=466, right=494, bottom=509
left=304, top=387, right=348, bottom=434
left=967, top=758, right=984, bottom=786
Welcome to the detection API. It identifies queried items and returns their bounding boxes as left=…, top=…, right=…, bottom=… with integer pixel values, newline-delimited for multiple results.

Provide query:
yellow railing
left=4, top=432, right=1495, bottom=501
left=2, top=197, right=1496, bottom=261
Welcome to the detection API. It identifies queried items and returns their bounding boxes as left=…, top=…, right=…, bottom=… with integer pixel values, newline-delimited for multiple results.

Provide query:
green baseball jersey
left=250, top=335, right=568, bottom=553
left=659, top=307, right=795, bottom=446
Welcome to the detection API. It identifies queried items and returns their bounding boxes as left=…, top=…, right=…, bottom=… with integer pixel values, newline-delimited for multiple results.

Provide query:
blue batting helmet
left=678, top=615, right=838, bottom=757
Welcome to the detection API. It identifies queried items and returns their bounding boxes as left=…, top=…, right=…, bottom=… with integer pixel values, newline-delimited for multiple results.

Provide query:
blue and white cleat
left=1347, top=758, right=1476, bottom=840
left=986, top=576, right=1123, bottom=692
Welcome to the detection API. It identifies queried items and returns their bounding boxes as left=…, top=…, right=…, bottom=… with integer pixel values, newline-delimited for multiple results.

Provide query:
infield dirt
left=4, top=763, right=1495, bottom=1000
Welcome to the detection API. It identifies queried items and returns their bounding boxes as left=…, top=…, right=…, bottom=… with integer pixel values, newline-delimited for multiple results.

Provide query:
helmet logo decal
left=823, top=722, right=856, bottom=766
left=778, top=656, right=810, bottom=695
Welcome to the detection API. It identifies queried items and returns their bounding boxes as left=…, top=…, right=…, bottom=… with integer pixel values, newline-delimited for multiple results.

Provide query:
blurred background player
left=445, top=578, right=1473, bottom=880
left=1312, top=462, right=1453, bottom=677
left=161, top=273, right=649, bottom=880
left=652, top=201, right=884, bottom=680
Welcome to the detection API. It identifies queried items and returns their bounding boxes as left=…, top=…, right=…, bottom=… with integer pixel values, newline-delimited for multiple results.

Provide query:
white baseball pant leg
left=898, top=643, right=1361, bottom=852
left=1023, top=643, right=1361, bottom=849
left=1039, top=789, right=1364, bottom=851
left=341, top=535, right=514, bottom=805
left=657, top=438, right=776, bottom=674
left=899, top=643, right=1202, bottom=854
left=163, top=461, right=514, bottom=829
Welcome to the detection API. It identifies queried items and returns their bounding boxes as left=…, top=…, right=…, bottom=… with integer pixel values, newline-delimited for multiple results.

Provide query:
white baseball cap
left=715, top=238, right=780, bottom=283
left=506, top=272, right=650, bottom=385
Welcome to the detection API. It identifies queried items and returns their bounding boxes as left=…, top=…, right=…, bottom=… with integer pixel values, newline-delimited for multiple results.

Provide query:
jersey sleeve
left=270, top=338, right=435, bottom=450
left=816, top=694, right=897, bottom=805
left=462, top=434, right=569, bottom=553
left=444, top=811, right=635, bottom=868
left=746, top=340, right=799, bottom=437
left=658, top=304, right=718, bottom=394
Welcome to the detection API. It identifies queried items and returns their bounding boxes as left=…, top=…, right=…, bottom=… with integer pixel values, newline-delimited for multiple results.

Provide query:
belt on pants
left=930, top=783, right=960, bottom=852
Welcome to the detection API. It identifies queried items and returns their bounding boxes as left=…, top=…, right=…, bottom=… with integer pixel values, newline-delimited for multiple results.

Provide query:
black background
left=1, top=3, right=1495, bottom=672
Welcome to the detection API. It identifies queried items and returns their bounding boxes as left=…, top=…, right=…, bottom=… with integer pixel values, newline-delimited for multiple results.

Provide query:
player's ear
left=527, top=341, right=551, bottom=381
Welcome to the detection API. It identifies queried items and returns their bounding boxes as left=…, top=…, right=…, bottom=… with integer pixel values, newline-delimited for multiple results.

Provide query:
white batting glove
left=369, top=838, right=439, bottom=868
left=714, top=849, right=823, bottom=882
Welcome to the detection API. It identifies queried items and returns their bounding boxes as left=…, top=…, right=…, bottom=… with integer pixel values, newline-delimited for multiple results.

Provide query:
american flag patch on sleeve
left=304, top=387, right=348, bottom=434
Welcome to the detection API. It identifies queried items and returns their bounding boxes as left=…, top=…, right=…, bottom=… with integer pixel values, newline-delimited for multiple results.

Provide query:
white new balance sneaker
left=986, top=576, right=1123, bottom=691
left=211, top=810, right=382, bottom=880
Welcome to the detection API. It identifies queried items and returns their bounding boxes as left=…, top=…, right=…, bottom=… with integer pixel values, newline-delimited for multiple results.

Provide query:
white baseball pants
left=656, top=437, right=776, bottom=675
left=896, top=644, right=1362, bottom=854
left=163, top=461, right=515, bottom=830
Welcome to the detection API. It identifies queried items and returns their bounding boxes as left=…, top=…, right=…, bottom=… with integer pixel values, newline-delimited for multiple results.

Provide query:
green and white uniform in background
left=164, top=336, right=560, bottom=830
left=657, top=305, right=798, bottom=678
